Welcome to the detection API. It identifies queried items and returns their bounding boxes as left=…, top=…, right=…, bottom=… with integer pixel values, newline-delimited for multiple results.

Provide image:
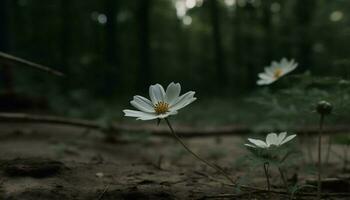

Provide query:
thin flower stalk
left=315, top=100, right=332, bottom=200
left=325, top=136, right=332, bottom=164
left=263, top=162, right=271, bottom=195
left=317, top=114, right=324, bottom=200
left=278, top=167, right=289, bottom=193
left=165, top=118, right=235, bottom=184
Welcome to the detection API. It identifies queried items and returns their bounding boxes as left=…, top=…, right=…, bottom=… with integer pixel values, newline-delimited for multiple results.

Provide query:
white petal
left=281, top=58, right=288, bottom=65
left=277, top=132, right=287, bottom=145
left=258, top=73, right=272, bottom=80
left=281, top=59, right=297, bottom=73
left=123, top=109, right=145, bottom=117
left=271, top=61, right=280, bottom=70
left=279, top=70, right=288, bottom=77
left=169, top=110, right=178, bottom=116
left=149, top=84, right=165, bottom=104
left=280, top=134, right=297, bottom=145
left=257, top=77, right=275, bottom=85
left=123, top=109, right=157, bottom=120
left=291, top=63, right=298, bottom=70
left=244, top=144, right=257, bottom=148
left=169, top=91, right=196, bottom=111
left=157, top=110, right=178, bottom=119
left=166, top=82, right=181, bottom=105
left=137, top=114, right=159, bottom=120
left=257, top=79, right=268, bottom=85
left=247, top=138, right=268, bottom=148
left=284, top=62, right=298, bottom=74
left=130, top=96, right=155, bottom=113
left=266, top=133, right=278, bottom=146
left=265, top=66, right=275, bottom=76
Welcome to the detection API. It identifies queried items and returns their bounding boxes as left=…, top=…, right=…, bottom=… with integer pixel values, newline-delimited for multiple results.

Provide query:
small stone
left=96, top=172, right=104, bottom=178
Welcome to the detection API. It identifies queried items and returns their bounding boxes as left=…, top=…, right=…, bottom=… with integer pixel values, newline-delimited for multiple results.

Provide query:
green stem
left=306, top=132, right=314, bottom=163
left=317, top=114, right=325, bottom=200
left=165, top=118, right=235, bottom=184
left=325, top=136, right=332, bottom=164
left=278, top=167, right=289, bottom=193
left=263, top=162, right=271, bottom=193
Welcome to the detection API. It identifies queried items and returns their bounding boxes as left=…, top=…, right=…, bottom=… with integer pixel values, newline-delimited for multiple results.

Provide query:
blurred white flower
left=245, top=132, right=297, bottom=149
left=123, top=82, right=196, bottom=120
left=257, top=58, right=298, bottom=85
left=330, top=10, right=343, bottom=22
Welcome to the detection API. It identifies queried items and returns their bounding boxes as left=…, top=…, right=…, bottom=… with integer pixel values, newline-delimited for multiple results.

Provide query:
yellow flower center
left=154, top=101, right=169, bottom=114
left=273, top=68, right=283, bottom=78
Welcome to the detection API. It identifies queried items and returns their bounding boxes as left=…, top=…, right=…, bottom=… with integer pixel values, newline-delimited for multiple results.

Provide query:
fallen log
left=0, top=112, right=348, bottom=138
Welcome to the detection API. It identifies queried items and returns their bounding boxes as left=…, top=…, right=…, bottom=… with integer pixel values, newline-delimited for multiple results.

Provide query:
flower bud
left=316, top=101, right=332, bottom=115
left=339, top=80, right=350, bottom=88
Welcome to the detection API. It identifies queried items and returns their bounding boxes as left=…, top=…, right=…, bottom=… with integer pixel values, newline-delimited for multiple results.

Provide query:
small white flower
left=123, top=82, right=197, bottom=120
left=257, top=58, right=298, bottom=85
left=245, top=132, right=297, bottom=149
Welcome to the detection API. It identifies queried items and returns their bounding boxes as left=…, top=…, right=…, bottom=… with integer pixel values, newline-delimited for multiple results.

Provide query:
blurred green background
left=0, top=0, right=349, bottom=125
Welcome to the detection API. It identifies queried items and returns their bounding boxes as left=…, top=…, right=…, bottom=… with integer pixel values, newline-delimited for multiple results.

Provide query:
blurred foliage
left=247, top=73, right=350, bottom=130
left=333, top=135, right=350, bottom=146
left=0, top=0, right=349, bottom=126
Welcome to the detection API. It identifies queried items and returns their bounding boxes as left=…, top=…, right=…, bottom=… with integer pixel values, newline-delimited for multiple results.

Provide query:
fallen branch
left=0, top=112, right=98, bottom=129
left=0, top=51, right=64, bottom=76
left=0, top=113, right=349, bottom=138
left=97, top=184, right=109, bottom=200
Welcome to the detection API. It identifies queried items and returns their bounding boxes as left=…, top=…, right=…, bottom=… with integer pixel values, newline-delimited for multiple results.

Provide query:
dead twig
left=0, top=51, right=64, bottom=76
left=97, top=184, right=109, bottom=200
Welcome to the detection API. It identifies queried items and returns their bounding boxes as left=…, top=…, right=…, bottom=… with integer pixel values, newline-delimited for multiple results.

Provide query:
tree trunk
left=105, top=0, right=120, bottom=86
left=137, top=0, right=152, bottom=89
left=295, top=0, right=316, bottom=72
left=60, top=0, right=72, bottom=91
left=239, top=4, right=257, bottom=90
left=60, top=0, right=72, bottom=71
left=0, top=0, right=14, bottom=94
left=262, top=0, right=273, bottom=62
left=232, top=3, right=243, bottom=92
left=209, top=0, right=227, bottom=89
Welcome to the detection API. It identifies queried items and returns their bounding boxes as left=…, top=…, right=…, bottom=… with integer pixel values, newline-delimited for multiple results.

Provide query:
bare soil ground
left=0, top=123, right=348, bottom=199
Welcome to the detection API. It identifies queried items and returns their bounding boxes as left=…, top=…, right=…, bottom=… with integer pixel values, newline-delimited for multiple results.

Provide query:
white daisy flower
left=257, top=58, right=298, bottom=85
left=245, top=132, right=297, bottom=149
left=123, top=82, right=197, bottom=120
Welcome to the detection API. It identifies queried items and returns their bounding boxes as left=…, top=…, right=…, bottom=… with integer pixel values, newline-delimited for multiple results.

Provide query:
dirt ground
left=0, top=123, right=348, bottom=200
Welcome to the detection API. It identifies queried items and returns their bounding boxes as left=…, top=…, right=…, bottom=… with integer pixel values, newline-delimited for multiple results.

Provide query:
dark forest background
left=0, top=0, right=349, bottom=118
